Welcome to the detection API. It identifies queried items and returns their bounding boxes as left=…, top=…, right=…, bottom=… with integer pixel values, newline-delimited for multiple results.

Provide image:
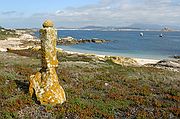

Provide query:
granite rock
left=29, top=20, right=66, bottom=105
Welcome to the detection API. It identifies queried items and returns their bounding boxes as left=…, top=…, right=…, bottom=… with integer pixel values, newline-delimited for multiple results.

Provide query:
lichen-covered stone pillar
left=29, top=20, right=66, bottom=105
left=40, top=20, right=58, bottom=69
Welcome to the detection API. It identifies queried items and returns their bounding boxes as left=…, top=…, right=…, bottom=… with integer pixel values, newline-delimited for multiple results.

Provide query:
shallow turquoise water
left=57, top=30, right=180, bottom=59
left=35, top=30, right=180, bottom=59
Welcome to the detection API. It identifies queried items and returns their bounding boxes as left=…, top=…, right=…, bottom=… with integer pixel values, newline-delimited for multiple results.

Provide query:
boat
left=140, top=32, right=144, bottom=37
left=159, top=33, right=163, bottom=37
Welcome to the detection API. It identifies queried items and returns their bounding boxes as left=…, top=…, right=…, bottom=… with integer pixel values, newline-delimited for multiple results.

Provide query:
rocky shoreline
left=0, top=29, right=39, bottom=51
left=0, top=28, right=180, bottom=118
left=0, top=29, right=180, bottom=71
left=57, top=36, right=110, bottom=45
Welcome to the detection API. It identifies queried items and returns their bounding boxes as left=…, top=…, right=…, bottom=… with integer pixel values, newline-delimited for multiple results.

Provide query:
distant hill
left=80, top=26, right=140, bottom=31
left=128, top=23, right=163, bottom=30
left=57, top=24, right=180, bottom=31
left=81, top=26, right=105, bottom=29
left=129, top=23, right=180, bottom=30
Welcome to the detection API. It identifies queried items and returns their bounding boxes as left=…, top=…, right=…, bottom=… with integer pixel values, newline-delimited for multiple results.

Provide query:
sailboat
left=159, top=33, right=163, bottom=37
left=140, top=32, right=144, bottom=37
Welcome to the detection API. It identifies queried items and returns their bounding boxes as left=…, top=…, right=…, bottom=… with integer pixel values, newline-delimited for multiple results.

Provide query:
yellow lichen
left=43, top=20, right=54, bottom=28
left=29, top=21, right=66, bottom=105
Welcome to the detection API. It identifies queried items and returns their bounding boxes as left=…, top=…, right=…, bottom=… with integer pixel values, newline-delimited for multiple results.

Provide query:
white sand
left=134, top=58, right=160, bottom=65
left=58, top=48, right=160, bottom=65
left=0, top=39, right=23, bottom=52
left=0, top=39, right=160, bottom=65
left=0, top=33, right=37, bottom=52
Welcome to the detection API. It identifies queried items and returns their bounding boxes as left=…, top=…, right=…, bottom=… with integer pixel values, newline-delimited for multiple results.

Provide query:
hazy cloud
left=50, top=0, right=180, bottom=26
left=1, top=0, right=180, bottom=28
left=1, top=11, right=17, bottom=15
left=1, top=11, right=24, bottom=17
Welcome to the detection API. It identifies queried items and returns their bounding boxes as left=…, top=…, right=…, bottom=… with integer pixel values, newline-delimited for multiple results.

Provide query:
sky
left=0, top=0, right=180, bottom=28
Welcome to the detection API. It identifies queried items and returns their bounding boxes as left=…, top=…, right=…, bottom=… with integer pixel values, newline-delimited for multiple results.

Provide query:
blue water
left=35, top=30, right=180, bottom=59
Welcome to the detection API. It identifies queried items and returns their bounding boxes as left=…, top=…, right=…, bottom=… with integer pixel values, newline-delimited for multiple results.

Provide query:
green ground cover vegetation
left=0, top=49, right=179, bottom=119
left=0, top=28, right=19, bottom=40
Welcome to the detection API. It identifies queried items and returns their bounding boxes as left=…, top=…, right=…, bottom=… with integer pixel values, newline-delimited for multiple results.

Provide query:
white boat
left=140, top=32, right=144, bottom=36
left=159, top=33, right=163, bottom=37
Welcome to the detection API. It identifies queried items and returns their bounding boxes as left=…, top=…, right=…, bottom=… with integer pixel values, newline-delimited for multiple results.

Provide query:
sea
left=35, top=30, right=180, bottom=59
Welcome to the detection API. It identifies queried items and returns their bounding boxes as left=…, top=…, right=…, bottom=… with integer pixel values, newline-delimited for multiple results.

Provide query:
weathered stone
left=155, top=60, right=180, bottom=68
left=105, top=56, right=138, bottom=66
left=29, top=68, right=66, bottom=105
left=29, top=20, right=66, bottom=105
left=42, top=20, right=54, bottom=28
left=40, top=27, right=58, bottom=69
left=57, top=36, right=110, bottom=46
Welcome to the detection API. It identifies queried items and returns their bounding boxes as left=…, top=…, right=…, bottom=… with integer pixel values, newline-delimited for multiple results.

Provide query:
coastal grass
left=0, top=29, right=19, bottom=40
left=0, top=50, right=180, bottom=118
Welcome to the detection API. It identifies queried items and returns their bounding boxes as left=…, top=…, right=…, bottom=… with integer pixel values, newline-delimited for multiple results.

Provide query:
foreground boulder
left=29, top=20, right=66, bottom=105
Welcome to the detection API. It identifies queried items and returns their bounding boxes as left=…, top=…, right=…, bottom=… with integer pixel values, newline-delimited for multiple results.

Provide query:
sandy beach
left=0, top=33, right=39, bottom=51
left=133, top=58, right=159, bottom=65
left=0, top=32, right=160, bottom=66
left=58, top=49, right=160, bottom=66
left=0, top=31, right=160, bottom=66
left=0, top=38, right=24, bottom=52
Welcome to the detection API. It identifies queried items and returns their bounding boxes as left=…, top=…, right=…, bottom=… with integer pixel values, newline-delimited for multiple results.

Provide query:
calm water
left=36, top=30, right=180, bottom=59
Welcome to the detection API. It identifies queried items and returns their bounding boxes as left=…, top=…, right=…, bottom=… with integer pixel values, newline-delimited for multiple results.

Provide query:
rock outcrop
left=29, top=20, right=66, bottom=105
left=170, top=55, right=180, bottom=59
left=155, top=60, right=180, bottom=68
left=57, top=36, right=110, bottom=45
left=145, top=59, right=180, bottom=72
left=104, top=56, right=138, bottom=66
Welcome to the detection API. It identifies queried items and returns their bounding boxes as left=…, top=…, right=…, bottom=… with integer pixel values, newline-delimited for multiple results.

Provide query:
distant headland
left=57, top=23, right=180, bottom=31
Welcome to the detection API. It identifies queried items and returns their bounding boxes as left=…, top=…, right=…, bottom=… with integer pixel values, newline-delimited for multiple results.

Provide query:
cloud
left=1, top=11, right=17, bottom=15
left=1, top=11, right=24, bottom=17
left=2, top=0, right=180, bottom=28
left=48, top=0, right=180, bottom=26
